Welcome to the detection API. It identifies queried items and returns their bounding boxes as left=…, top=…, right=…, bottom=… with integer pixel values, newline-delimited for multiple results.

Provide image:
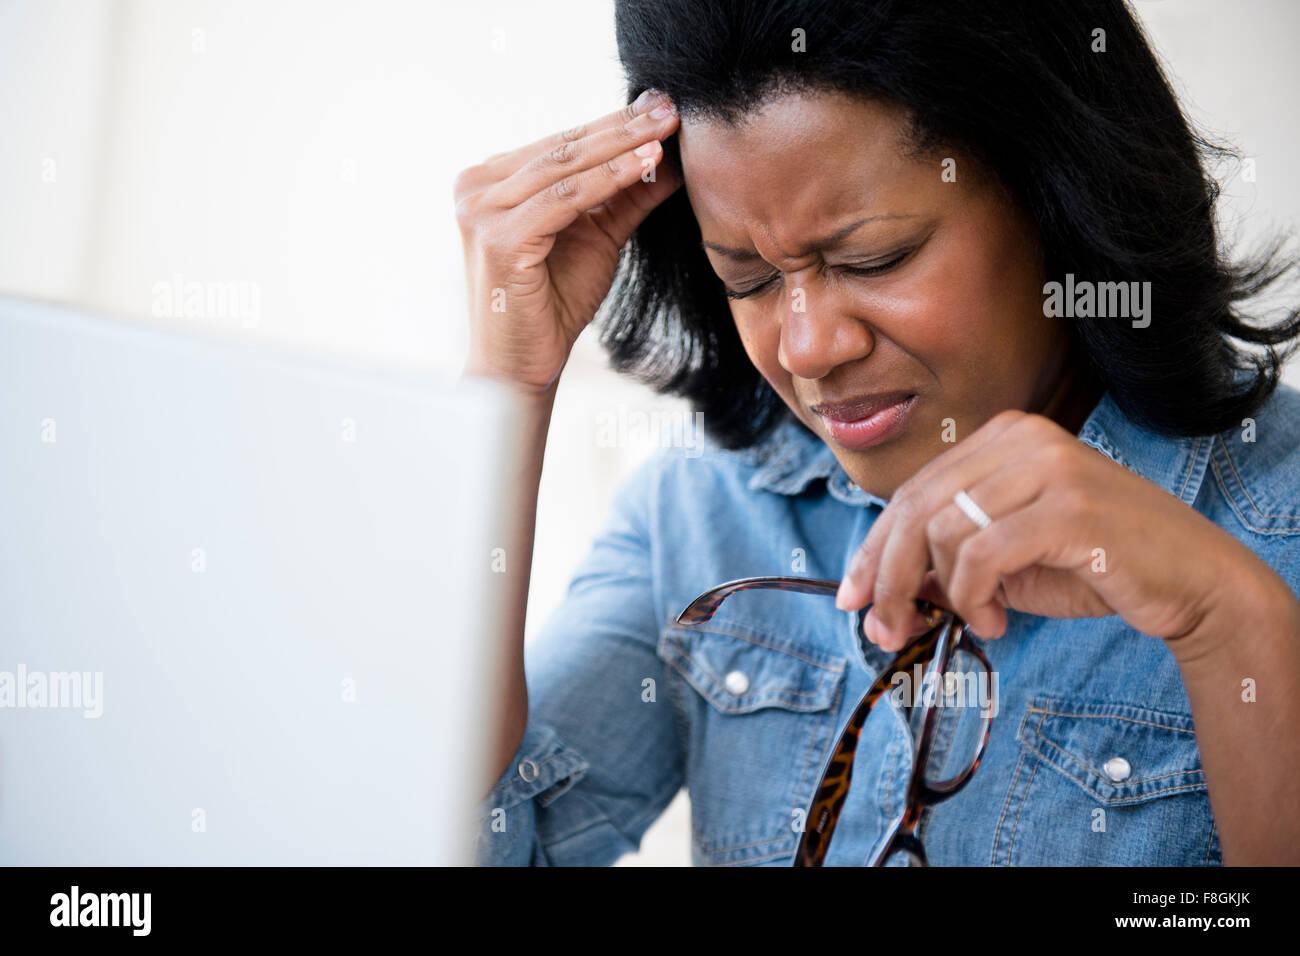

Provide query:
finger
left=586, top=147, right=683, bottom=248
left=861, top=603, right=942, bottom=650
left=493, top=101, right=679, bottom=211
left=481, top=89, right=671, bottom=182
left=837, top=410, right=1049, bottom=611
left=925, top=458, right=1046, bottom=612
left=916, top=569, right=959, bottom=613
left=946, top=500, right=1094, bottom=638
left=861, top=507, right=933, bottom=649
left=838, top=410, right=1029, bottom=607
left=862, top=572, right=954, bottom=652
left=996, top=565, right=1111, bottom=620
left=498, top=137, right=676, bottom=259
left=933, top=437, right=1092, bottom=634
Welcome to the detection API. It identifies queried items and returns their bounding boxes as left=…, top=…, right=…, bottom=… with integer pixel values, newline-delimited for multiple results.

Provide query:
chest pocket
left=993, top=695, right=1220, bottom=865
left=658, top=621, right=847, bottom=866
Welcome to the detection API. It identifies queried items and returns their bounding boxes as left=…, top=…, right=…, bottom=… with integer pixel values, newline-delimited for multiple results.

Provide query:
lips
left=809, top=390, right=917, bottom=422
left=808, top=390, right=918, bottom=451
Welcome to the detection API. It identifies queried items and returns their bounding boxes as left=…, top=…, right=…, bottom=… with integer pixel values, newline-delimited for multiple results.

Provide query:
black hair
left=600, top=0, right=1300, bottom=448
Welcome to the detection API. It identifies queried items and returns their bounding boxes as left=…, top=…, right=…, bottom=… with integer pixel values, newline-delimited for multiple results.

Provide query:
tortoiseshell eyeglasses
left=676, top=575, right=994, bottom=867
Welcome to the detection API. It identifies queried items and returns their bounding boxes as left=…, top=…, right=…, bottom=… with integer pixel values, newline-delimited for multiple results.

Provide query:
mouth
left=808, top=390, right=917, bottom=450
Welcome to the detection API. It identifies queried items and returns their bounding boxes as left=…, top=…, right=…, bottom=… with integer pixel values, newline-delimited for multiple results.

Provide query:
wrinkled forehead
left=677, top=91, right=940, bottom=257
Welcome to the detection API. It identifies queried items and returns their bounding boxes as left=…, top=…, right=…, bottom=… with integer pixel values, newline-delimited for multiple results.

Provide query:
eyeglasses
left=676, top=575, right=994, bottom=867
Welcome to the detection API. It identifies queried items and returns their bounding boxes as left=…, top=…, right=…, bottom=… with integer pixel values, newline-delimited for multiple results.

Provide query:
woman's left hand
left=835, top=409, right=1270, bottom=655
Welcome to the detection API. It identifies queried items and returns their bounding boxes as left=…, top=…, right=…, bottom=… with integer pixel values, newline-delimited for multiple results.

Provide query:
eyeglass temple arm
left=675, top=576, right=841, bottom=625
left=676, top=575, right=948, bottom=627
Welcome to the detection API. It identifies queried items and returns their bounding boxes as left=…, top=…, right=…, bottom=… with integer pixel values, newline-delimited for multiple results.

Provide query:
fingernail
left=649, top=102, right=675, bottom=119
left=633, top=88, right=660, bottom=110
left=634, top=140, right=660, bottom=157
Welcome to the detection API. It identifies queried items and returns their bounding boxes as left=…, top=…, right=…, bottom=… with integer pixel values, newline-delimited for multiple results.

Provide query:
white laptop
left=0, top=296, right=517, bottom=865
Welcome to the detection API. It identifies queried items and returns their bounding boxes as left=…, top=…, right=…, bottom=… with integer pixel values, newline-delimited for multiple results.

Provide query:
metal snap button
left=724, top=670, right=750, bottom=695
left=517, top=758, right=540, bottom=782
left=1103, top=756, right=1131, bottom=782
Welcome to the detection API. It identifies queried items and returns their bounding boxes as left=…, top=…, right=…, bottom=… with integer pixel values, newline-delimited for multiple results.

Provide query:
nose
left=776, top=269, right=876, bottom=381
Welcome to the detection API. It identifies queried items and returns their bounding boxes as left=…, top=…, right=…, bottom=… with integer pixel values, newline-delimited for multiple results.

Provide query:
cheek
left=871, top=217, right=1053, bottom=389
left=732, top=310, right=801, bottom=406
left=733, top=310, right=782, bottom=374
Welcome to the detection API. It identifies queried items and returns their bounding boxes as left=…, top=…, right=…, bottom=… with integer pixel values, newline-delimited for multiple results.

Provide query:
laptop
left=0, top=296, right=517, bottom=865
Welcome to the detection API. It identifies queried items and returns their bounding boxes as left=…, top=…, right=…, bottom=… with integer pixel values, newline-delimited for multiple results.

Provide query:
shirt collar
left=740, top=393, right=1213, bottom=509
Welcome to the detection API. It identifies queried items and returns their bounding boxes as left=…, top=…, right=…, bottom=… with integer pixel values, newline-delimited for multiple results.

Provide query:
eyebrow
left=699, top=214, right=918, bottom=261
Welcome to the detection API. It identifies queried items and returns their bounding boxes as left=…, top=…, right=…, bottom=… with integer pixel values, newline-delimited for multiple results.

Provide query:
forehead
left=678, top=91, right=927, bottom=254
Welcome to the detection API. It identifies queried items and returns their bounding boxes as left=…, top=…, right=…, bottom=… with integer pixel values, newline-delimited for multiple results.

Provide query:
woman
left=455, top=0, right=1300, bottom=865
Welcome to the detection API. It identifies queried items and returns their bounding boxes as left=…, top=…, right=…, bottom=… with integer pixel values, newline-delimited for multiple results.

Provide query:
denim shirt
left=474, top=383, right=1300, bottom=866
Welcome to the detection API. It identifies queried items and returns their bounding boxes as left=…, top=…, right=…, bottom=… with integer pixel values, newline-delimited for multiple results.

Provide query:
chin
left=834, top=446, right=912, bottom=500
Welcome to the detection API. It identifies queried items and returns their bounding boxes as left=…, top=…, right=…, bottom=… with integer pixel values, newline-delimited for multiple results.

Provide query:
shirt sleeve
left=472, top=452, right=684, bottom=866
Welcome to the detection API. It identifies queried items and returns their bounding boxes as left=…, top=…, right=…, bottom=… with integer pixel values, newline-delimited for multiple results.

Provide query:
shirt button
left=724, top=670, right=750, bottom=695
left=517, top=758, right=540, bottom=782
left=1103, top=756, right=1131, bottom=782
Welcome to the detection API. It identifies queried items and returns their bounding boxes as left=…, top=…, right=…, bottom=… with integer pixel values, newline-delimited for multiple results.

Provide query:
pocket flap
left=659, top=623, right=845, bottom=715
left=1017, top=695, right=1206, bottom=804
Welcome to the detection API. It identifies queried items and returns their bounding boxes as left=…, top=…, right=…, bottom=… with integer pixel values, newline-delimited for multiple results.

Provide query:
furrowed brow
left=700, top=214, right=917, bottom=261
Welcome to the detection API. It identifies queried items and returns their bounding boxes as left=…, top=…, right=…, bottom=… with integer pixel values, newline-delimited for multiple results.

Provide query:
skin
left=457, top=86, right=1300, bottom=863
left=681, top=91, right=1076, bottom=499
left=455, top=90, right=684, bottom=793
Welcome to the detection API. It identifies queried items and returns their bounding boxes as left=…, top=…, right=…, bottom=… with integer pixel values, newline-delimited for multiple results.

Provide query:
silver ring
left=953, top=489, right=992, bottom=529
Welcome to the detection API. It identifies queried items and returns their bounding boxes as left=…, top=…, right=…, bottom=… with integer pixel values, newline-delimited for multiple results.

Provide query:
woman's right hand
left=454, top=89, right=682, bottom=393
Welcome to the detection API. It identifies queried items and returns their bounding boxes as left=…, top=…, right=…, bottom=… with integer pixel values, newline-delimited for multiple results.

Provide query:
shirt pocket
left=658, top=621, right=847, bottom=866
left=992, top=695, right=1220, bottom=866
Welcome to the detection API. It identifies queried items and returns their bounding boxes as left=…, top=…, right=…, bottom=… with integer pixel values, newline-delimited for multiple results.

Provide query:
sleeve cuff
left=480, top=721, right=590, bottom=815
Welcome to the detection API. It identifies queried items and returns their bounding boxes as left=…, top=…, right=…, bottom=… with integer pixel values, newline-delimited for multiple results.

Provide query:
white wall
left=0, top=0, right=1296, bottom=866
left=0, top=0, right=116, bottom=299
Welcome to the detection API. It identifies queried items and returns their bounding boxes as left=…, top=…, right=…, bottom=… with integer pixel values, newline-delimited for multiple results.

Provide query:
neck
left=1037, top=358, right=1104, bottom=436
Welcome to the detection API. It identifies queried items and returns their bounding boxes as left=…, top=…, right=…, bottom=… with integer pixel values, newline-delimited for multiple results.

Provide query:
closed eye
left=723, top=250, right=912, bottom=300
